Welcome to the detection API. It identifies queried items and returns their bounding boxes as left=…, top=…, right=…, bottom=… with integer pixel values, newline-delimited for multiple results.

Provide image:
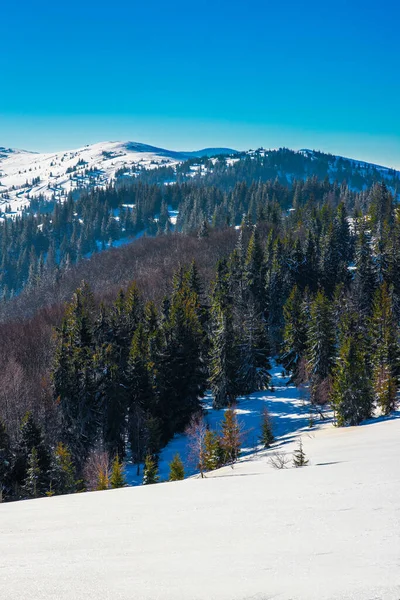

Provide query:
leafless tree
left=83, top=448, right=111, bottom=491
left=268, top=450, right=290, bottom=470
left=185, top=413, right=207, bottom=478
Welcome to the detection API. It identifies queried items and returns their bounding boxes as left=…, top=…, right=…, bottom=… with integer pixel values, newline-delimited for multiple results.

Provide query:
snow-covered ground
left=1, top=397, right=399, bottom=599
left=0, top=142, right=237, bottom=213
left=1, top=142, right=399, bottom=216
left=0, top=142, right=184, bottom=212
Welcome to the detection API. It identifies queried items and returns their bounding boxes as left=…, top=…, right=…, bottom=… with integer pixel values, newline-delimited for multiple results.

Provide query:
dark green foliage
left=12, top=413, right=51, bottom=497
left=260, top=408, right=274, bottom=448
left=306, top=290, right=336, bottom=403
left=292, top=438, right=308, bottom=467
left=143, top=455, right=159, bottom=485
left=281, top=285, right=307, bottom=383
left=331, top=335, right=374, bottom=426
left=49, top=442, right=76, bottom=496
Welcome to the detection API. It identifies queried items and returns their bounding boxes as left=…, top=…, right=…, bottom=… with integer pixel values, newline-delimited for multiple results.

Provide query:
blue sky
left=1, top=0, right=399, bottom=167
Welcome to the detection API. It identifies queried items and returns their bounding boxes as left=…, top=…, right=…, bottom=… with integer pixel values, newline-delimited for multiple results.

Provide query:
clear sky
left=1, top=0, right=399, bottom=167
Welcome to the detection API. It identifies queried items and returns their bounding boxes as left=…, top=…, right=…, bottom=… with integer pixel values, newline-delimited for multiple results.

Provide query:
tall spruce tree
left=331, top=335, right=374, bottom=426
left=281, top=285, right=307, bottom=383
left=306, top=290, right=336, bottom=403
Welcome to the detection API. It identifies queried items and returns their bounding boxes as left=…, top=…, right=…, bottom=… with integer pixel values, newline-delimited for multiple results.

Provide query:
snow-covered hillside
left=0, top=141, right=237, bottom=213
left=2, top=141, right=399, bottom=217
left=1, top=405, right=399, bottom=599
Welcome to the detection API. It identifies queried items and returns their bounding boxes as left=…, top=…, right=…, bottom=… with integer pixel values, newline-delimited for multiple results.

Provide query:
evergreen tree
left=239, top=301, right=271, bottom=394
left=292, top=438, right=308, bottom=467
left=168, top=453, right=185, bottom=481
left=331, top=335, right=374, bottom=426
left=12, top=413, right=51, bottom=497
left=306, top=290, right=336, bottom=403
left=143, top=455, right=159, bottom=485
left=25, top=447, right=41, bottom=498
left=370, top=283, right=400, bottom=415
left=281, top=285, right=307, bottom=382
left=49, top=442, right=76, bottom=496
left=260, top=408, right=274, bottom=448
left=110, top=454, right=126, bottom=489
left=203, top=430, right=222, bottom=472
left=220, top=407, right=242, bottom=465
left=52, top=283, right=98, bottom=468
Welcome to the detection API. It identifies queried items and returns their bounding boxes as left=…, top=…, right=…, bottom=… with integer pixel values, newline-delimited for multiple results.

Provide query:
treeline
left=140, top=147, right=400, bottom=192
left=1, top=181, right=400, bottom=502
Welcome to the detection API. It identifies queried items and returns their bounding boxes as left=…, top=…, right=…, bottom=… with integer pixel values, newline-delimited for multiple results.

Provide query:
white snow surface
left=0, top=141, right=183, bottom=212
left=1, top=365, right=399, bottom=599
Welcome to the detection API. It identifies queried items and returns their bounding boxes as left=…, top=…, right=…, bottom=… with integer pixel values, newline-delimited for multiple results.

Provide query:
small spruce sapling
left=260, top=408, right=274, bottom=448
left=110, top=454, right=126, bottom=489
left=168, top=453, right=185, bottom=481
left=143, top=455, right=159, bottom=485
left=292, top=438, right=308, bottom=467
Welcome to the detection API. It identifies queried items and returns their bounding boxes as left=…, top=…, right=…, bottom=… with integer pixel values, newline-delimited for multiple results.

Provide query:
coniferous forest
left=0, top=151, right=399, bottom=502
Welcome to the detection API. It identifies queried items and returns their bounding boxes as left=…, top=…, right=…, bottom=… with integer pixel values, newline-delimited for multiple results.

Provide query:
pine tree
left=353, top=226, right=377, bottom=317
left=209, top=300, right=241, bottom=409
left=306, top=290, right=336, bottom=403
left=143, top=455, right=159, bottom=485
left=239, top=302, right=271, bottom=394
left=110, top=454, right=126, bottom=489
left=220, top=407, right=242, bottom=465
left=49, top=442, right=76, bottom=495
left=292, top=438, right=308, bottom=467
left=25, top=447, right=41, bottom=498
left=331, top=335, right=374, bottom=426
left=203, top=430, right=222, bottom=472
left=12, top=413, right=51, bottom=497
left=370, top=283, right=400, bottom=415
left=260, top=408, right=274, bottom=448
left=168, top=453, right=185, bottom=481
left=52, top=283, right=98, bottom=468
left=281, top=285, right=307, bottom=382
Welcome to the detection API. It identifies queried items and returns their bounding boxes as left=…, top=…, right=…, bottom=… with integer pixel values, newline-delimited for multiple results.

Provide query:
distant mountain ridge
left=0, top=140, right=399, bottom=214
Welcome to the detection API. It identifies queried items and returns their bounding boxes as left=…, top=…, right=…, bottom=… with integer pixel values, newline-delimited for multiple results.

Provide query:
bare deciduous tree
left=185, top=413, right=207, bottom=478
left=83, top=448, right=111, bottom=491
left=268, top=450, right=290, bottom=469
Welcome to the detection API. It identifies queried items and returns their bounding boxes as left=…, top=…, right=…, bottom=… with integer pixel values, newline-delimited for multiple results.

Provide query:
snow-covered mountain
left=0, top=141, right=237, bottom=212
left=1, top=140, right=399, bottom=215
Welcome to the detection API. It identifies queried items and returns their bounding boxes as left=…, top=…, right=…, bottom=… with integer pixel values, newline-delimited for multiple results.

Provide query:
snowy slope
left=1, top=141, right=399, bottom=215
left=0, top=142, right=237, bottom=213
left=0, top=141, right=181, bottom=212
left=1, top=409, right=399, bottom=599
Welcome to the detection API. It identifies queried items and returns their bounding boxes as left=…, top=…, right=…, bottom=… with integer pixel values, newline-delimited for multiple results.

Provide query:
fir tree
left=260, top=408, right=274, bottom=448
left=49, top=442, right=76, bottom=496
left=203, top=430, right=222, bottom=472
left=331, top=335, right=374, bottom=426
left=306, top=290, right=336, bottom=403
left=110, top=454, right=126, bottom=489
left=220, top=407, right=242, bottom=465
left=143, top=455, right=159, bottom=485
left=168, top=453, right=185, bottom=481
left=281, top=285, right=307, bottom=383
left=25, top=447, right=40, bottom=498
left=292, top=438, right=308, bottom=467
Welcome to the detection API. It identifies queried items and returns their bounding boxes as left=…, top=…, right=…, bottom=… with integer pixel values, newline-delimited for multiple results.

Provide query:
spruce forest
left=0, top=150, right=399, bottom=502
